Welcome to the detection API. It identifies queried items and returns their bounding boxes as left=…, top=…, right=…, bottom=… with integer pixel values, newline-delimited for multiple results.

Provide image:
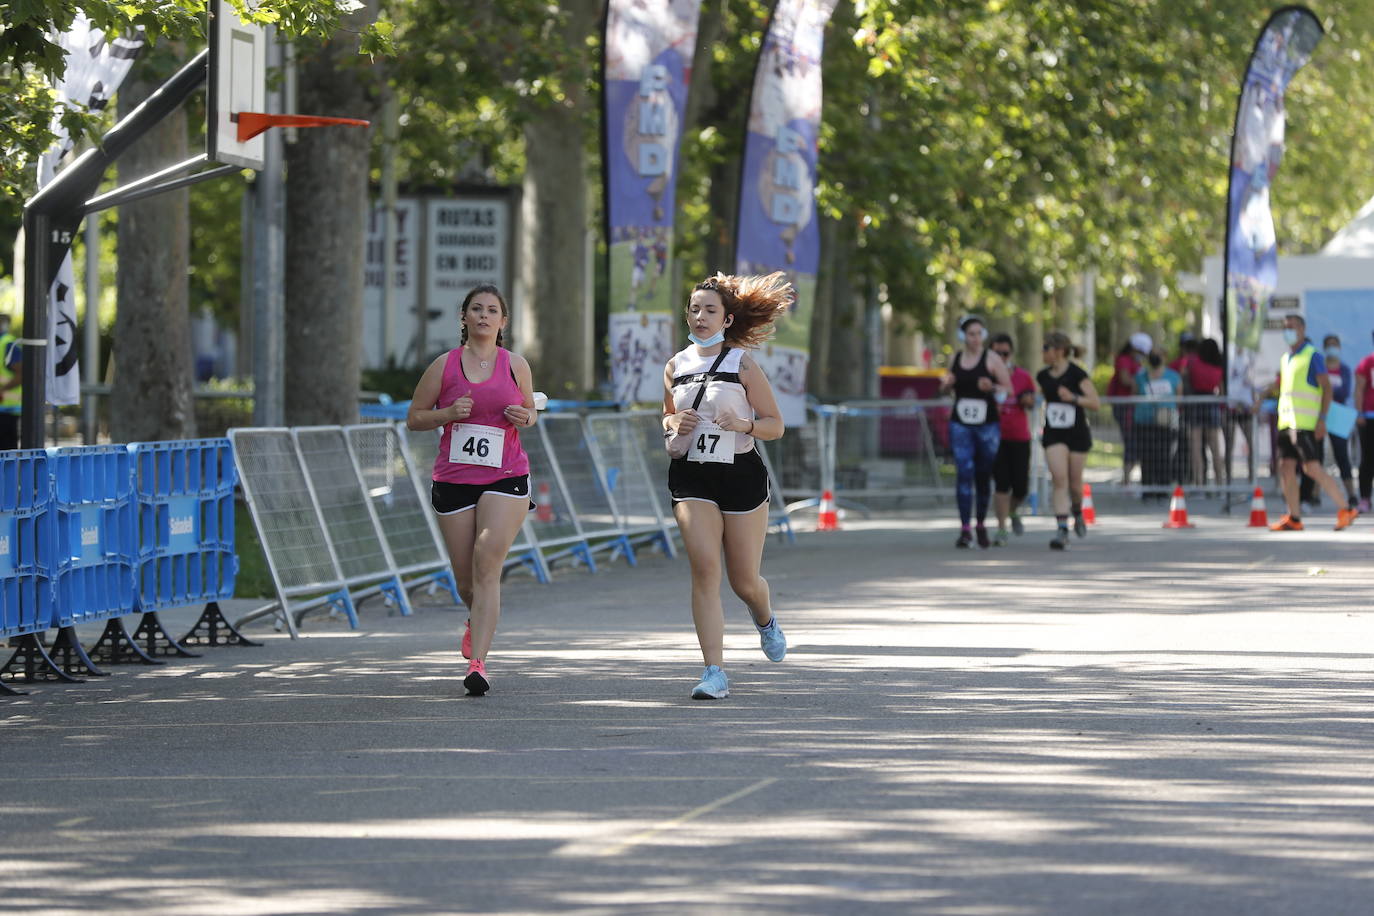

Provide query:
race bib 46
left=449, top=423, right=506, bottom=468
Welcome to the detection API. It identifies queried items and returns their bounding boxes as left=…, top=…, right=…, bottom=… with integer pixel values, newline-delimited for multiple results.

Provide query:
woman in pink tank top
left=407, top=284, right=538, bottom=697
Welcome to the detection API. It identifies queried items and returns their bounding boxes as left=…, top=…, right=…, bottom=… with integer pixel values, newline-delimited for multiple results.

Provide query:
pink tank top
left=431, top=347, right=531, bottom=484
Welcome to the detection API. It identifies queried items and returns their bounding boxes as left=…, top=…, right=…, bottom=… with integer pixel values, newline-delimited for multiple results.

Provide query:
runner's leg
left=675, top=500, right=726, bottom=668
left=950, top=422, right=975, bottom=528
left=435, top=509, right=477, bottom=612
left=722, top=502, right=772, bottom=626
left=466, top=493, right=530, bottom=662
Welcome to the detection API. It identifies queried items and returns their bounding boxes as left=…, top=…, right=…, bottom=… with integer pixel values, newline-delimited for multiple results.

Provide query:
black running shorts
left=993, top=439, right=1031, bottom=498
left=431, top=475, right=535, bottom=515
left=668, top=448, right=769, bottom=514
left=1275, top=428, right=1323, bottom=464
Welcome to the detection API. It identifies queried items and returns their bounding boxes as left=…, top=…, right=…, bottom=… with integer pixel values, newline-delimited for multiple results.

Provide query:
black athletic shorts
left=1041, top=428, right=1093, bottom=453
left=993, top=438, right=1031, bottom=498
left=1276, top=428, right=1323, bottom=464
left=668, top=448, right=769, bottom=514
left=431, top=475, right=535, bottom=515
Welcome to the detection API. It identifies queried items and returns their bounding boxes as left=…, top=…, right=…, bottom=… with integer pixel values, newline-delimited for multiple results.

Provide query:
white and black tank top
left=668, top=346, right=755, bottom=454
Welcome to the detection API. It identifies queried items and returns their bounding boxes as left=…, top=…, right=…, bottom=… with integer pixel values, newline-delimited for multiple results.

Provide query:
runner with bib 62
left=939, top=315, right=1012, bottom=548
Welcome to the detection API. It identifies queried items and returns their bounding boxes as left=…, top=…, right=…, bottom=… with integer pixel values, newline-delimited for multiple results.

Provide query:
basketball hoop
left=234, top=112, right=370, bottom=143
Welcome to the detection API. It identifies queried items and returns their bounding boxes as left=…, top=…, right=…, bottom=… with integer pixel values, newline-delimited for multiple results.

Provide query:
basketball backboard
left=207, top=0, right=266, bottom=169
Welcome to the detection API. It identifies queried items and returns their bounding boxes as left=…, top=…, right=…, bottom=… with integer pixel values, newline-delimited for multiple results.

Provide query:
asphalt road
left=3, top=505, right=1372, bottom=915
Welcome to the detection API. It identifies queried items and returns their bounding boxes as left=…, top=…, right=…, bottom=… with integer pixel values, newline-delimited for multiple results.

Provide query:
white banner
left=39, top=17, right=144, bottom=405
left=362, top=197, right=420, bottom=368
left=424, top=198, right=509, bottom=356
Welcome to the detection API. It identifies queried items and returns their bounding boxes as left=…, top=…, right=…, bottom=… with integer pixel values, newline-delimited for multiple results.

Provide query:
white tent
left=1202, top=198, right=1374, bottom=384
left=1321, top=194, right=1374, bottom=258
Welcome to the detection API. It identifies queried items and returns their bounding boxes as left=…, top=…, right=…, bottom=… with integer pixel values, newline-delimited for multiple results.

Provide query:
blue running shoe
left=756, top=617, right=786, bottom=662
left=691, top=665, right=729, bottom=700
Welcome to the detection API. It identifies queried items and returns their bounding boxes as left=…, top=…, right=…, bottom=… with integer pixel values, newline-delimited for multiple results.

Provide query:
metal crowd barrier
left=1, top=450, right=53, bottom=694
left=233, top=406, right=797, bottom=636
left=2, top=439, right=252, bottom=694
left=123, top=438, right=251, bottom=659
left=538, top=414, right=635, bottom=566
left=229, top=428, right=361, bottom=637
left=584, top=411, right=677, bottom=557
left=1033, top=395, right=1261, bottom=507
left=344, top=424, right=466, bottom=600
left=768, top=396, right=1266, bottom=521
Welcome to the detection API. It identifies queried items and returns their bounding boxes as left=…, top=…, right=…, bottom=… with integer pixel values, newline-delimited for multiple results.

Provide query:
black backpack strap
left=690, top=347, right=730, bottom=410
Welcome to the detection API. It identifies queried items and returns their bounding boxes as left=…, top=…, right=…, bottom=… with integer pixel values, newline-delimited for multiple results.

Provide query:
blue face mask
left=689, top=329, right=726, bottom=348
left=1282, top=328, right=1300, bottom=346
left=1325, top=346, right=1340, bottom=359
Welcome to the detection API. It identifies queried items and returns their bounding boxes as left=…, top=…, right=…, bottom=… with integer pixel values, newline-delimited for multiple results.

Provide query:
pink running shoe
left=463, top=659, right=489, bottom=696
left=461, top=619, right=472, bottom=659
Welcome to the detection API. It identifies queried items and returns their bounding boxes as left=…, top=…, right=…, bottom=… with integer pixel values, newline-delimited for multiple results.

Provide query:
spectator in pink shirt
left=988, top=333, right=1037, bottom=545
left=1109, top=333, right=1151, bottom=486
left=1182, top=338, right=1225, bottom=490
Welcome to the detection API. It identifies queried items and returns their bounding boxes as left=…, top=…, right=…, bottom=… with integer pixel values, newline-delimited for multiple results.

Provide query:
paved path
left=3, top=508, right=1372, bottom=915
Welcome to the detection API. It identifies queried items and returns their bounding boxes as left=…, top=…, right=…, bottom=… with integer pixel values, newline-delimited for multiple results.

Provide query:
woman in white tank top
left=661, top=272, right=793, bottom=700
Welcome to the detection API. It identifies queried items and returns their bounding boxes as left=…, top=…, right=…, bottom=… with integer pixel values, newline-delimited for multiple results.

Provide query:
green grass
left=233, top=499, right=274, bottom=598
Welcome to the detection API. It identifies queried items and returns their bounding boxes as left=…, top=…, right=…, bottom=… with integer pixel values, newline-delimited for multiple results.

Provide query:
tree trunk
left=112, top=60, right=196, bottom=442
left=518, top=0, right=601, bottom=397
left=812, top=216, right=865, bottom=399
left=283, top=2, right=382, bottom=426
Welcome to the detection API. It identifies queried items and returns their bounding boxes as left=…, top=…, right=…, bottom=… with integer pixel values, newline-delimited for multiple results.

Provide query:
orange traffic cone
left=1162, top=485, right=1195, bottom=529
left=535, top=480, right=553, bottom=523
left=1246, top=486, right=1269, bottom=528
left=1081, top=484, right=1097, bottom=525
left=816, top=489, right=840, bottom=532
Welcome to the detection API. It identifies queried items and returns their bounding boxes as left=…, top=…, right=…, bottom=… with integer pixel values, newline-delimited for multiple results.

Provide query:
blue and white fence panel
left=50, top=445, right=137, bottom=628
left=1, top=450, right=54, bottom=640
left=131, top=438, right=238, bottom=613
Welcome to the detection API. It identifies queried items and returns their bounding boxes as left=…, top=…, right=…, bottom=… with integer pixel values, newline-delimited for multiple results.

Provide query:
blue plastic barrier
left=0, top=449, right=54, bottom=639
left=131, top=439, right=238, bottom=612
left=49, top=445, right=137, bottom=628
left=359, top=396, right=407, bottom=420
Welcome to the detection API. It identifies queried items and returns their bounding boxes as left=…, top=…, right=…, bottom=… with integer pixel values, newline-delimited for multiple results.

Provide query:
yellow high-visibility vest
left=1278, top=342, right=1322, bottom=431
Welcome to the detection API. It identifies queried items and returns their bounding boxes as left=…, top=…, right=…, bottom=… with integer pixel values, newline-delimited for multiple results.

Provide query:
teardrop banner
left=1221, top=6, right=1323, bottom=405
left=733, top=0, right=839, bottom=427
left=602, top=0, right=703, bottom=404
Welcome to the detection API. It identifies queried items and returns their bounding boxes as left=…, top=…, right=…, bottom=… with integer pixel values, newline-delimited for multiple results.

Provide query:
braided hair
left=459, top=284, right=507, bottom=348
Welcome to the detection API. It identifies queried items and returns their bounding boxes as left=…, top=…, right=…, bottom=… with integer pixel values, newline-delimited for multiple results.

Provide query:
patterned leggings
left=950, top=421, right=1001, bottom=526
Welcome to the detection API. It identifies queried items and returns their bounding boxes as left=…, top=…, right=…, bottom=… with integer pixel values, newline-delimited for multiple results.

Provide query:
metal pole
left=380, top=94, right=398, bottom=367
left=251, top=27, right=284, bottom=426
left=82, top=213, right=100, bottom=443
left=20, top=210, right=50, bottom=448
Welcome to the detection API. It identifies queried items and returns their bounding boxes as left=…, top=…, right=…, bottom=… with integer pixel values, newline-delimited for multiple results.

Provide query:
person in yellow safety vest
left=1269, top=313, right=1359, bottom=532
left=0, top=313, right=20, bottom=451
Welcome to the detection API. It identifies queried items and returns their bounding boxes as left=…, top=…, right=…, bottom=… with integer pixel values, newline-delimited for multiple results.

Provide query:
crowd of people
left=935, top=318, right=1372, bottom=545
left=1107, top=330, right=1229, bottom=500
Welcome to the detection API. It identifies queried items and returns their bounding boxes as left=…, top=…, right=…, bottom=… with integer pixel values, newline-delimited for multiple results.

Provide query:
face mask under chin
left=689, top=329, right=726, bottom=347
